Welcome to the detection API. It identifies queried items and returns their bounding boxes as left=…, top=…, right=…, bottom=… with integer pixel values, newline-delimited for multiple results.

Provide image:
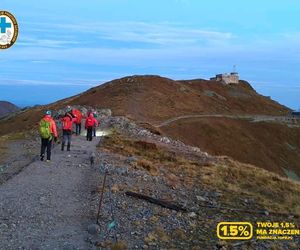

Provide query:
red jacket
left=43, top=115, right=58, bottom=137
left=72, top=109, right=82, bottom=124
left=85, top=114, right=97, bottom=128
left=61, top=113, right=76, bottom=131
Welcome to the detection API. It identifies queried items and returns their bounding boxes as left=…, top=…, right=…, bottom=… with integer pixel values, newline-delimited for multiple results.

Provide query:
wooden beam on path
left=125, top=191, right=188, bottom=212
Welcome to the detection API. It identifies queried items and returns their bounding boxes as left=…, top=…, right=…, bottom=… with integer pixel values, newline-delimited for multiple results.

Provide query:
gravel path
left=0, top=135, right=100, bottom=250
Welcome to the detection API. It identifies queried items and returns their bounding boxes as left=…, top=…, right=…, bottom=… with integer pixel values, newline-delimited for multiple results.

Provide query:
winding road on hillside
left=0, top=136, right=100, bottom=249
left=156, top=114, right=298, bottom=128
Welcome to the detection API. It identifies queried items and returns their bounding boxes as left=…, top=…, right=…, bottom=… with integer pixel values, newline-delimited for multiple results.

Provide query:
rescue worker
left=72, top=108, right=82, bottom=135
left=61, top=109, right=76, bottom=151
left=39, top=110, right=58, bottom=162
left=85, top=113, right=98, bottom=141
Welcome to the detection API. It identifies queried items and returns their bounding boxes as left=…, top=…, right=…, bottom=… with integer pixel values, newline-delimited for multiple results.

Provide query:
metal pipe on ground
left=96, top=171, right=108, bottom=225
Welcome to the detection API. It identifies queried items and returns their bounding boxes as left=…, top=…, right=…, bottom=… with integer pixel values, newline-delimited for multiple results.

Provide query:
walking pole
left=96, top=171, right=108, bottom=225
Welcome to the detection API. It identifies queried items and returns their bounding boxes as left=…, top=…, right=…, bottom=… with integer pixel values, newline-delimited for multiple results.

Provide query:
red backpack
left=62, top=115, right=73, bottom=130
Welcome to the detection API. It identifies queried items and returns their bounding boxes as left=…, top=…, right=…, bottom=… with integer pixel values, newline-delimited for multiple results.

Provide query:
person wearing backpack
left=85, top=113, right=97, bottom=141
left=39, top=110, right=58, bottom=162
left=61, top=111, right=76, bottom=151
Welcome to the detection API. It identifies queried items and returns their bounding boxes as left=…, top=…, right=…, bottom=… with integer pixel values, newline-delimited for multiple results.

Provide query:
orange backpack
left=62, top=115, right=73, bottom=130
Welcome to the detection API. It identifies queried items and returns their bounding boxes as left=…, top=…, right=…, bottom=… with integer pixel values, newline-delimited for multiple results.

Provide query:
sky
left=1, top=0, right=300, bottom=108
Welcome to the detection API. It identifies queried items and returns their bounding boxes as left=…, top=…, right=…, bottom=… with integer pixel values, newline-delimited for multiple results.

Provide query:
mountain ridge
left=64, top=75, right=290, bottom=123
left=0, top=101, right=19, bottom=118
left=0, top=75, right=298, bottom=179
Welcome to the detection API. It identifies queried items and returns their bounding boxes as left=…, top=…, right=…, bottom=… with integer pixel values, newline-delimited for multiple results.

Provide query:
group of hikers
left=39, top=106, right=99, bottom=162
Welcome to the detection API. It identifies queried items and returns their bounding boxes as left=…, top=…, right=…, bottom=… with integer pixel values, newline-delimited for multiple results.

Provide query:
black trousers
left=40, top=138, right=52, bottom=160
left=87, top=127, right=93, bottom=141
left=75, top=123, right=81, bottom=135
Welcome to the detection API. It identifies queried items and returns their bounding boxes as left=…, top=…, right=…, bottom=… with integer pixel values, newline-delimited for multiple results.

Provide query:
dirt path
left=0, top=135, right=100, bottom=250
left=156, top=114, right=298, bottom=127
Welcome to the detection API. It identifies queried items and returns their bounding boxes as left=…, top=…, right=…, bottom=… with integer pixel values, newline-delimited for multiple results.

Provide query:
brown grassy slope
left=203, top=158, right=300, bottom=215
left=66, top=75, right=289, bottom=123
left=0, top=75, right=290, bottom=136
left=181, top=79, right=288, bottom=115
left=160, top=117, right=300, bottom=177
left=102, top=132, right=300, bottom=215
left=0, top=107, right=45, bottom=136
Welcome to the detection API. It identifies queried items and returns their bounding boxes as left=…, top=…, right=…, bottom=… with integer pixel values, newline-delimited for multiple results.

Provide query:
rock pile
left=52, top=105, right=112, bottom=120
left=108, top=116, right=211, bottom=159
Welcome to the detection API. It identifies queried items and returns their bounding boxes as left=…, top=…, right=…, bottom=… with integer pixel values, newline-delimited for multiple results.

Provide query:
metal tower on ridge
left=233, top=65, right=237, bottom=73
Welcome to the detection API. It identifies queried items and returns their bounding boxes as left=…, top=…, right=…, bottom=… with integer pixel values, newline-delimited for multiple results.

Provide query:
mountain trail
left=0, top=135, right=101, bottom=249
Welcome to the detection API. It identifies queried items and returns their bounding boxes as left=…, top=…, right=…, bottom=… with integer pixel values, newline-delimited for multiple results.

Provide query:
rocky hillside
left=0, top=101, right=19, bottom=118
left=1, top=112, right=300, bottom=249
left=0, top=75, right=298, bottom=179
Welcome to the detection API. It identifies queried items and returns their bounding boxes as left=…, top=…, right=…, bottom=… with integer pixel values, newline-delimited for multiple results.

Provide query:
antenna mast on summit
left=233, top=65, right=237, bottom=73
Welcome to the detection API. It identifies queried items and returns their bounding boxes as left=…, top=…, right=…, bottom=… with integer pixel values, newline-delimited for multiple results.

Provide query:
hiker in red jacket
left=85, top=113, right=97, bottom=141
left=61, top=110, right=76, bottom=151
left=39, top=110, right=58, bottom=162
left=72, top=109, right=82, bottom=135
